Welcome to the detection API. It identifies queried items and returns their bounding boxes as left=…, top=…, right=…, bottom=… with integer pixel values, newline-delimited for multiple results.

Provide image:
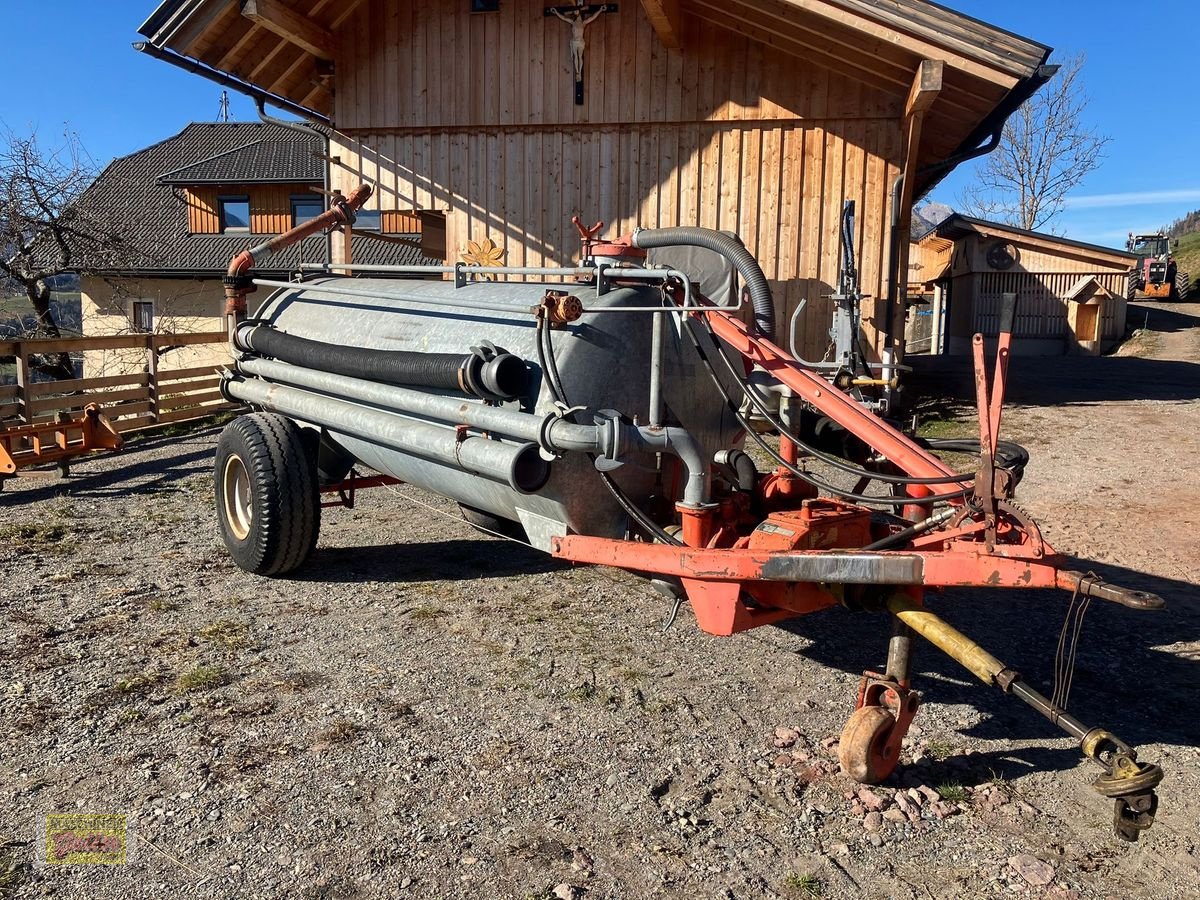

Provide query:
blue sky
left=1, top=2, right=1196, bottom=250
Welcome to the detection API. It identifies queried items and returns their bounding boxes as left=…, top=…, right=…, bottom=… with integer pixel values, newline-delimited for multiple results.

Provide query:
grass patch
left=923, top=739, right=955, bottom=760
left=408, top=604, right=445, bottom=622
left=783, top=873, right=824, bottom=898
left=936, top=781, right=969, bottom=803
left=198, top=619, right=250, bottom=649
left=0, top=523, right=72, bottom=552
left=175, top=664, right=227, bottom=694
left=565, top=683, right=598, bottom=703
left=316, top=719, right=363, bottom=744
left=915, top=416, right=973, bottom=439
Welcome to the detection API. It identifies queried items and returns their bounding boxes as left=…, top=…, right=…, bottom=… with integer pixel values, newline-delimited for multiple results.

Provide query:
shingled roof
left=73, top=121, right=438, bottom=277
left=158, top=134, right=325, bottom=185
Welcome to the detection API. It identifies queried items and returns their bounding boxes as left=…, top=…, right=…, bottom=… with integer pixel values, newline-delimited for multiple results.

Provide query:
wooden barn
left=908, top=215, right=1139, bottom=356
left=135, top=0, right=1052, bottom=360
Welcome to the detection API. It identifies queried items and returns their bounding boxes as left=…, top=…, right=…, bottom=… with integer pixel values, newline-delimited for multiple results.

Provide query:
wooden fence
left=0, top=331, right=238, bottom=433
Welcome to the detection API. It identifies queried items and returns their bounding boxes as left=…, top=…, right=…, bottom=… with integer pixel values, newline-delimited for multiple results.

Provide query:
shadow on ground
left=295, top=538, right=567, bottom=583
left=766, top=560, right=1198, bottom=754
left=908, top=302, right=1200, bottom=407
left=0, top=427, right=221, bottom=505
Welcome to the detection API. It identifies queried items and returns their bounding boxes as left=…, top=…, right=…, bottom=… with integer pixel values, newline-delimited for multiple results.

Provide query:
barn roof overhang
left=137, top=0, right=1052, bottom=183
left=921, top=214, right=1140, bottom=268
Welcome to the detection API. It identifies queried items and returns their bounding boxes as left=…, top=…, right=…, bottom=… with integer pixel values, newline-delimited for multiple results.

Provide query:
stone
left=906, top=788, right=925, bottom=806
left=774, top=727, right=799, bottom=748
left=1008, top=854, right=1055, bottom=887
left=856, top=788, right=885, bottom=812
left=863, top=812, right=883, bottom=832
left=917, top=785, right=940, bottom=804
left=867, top=833, right=884, bottom=848
left=883, top=808, right=907, bottom=823
left=553, top=885, right=581, bottom=900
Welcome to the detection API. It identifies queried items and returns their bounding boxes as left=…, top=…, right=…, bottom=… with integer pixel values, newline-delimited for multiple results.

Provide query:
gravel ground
left=2, top=302, right=1198, bottom=899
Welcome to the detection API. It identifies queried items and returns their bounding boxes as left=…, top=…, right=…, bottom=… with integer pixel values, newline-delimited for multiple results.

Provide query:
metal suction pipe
left=235, top=356, right=600, bottom=454
left=223, top=375, right=550, bottom=494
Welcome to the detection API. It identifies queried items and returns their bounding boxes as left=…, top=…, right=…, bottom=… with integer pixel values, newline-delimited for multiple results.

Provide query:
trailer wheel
left=838, top=706, right=902, bottom=784
left=215, top=413, right=320, bottom=576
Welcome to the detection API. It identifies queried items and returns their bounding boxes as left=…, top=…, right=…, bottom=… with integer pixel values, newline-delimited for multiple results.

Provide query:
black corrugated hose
left=631, top=226, right=776, bottom=339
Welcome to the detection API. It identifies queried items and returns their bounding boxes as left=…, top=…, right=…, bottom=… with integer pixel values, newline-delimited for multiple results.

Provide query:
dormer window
left=218, top=195, right=251, bottom=233
left=354, top=210, right=381, bottom=231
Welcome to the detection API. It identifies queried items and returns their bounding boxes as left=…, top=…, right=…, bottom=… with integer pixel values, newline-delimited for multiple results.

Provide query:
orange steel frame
left=0, top=403, right=123, bottom=478
left=550, top=305, right=1067, bottom=637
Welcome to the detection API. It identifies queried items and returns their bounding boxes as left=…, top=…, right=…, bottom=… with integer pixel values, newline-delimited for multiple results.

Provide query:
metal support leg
left=885, top=620, right=915, bottom=687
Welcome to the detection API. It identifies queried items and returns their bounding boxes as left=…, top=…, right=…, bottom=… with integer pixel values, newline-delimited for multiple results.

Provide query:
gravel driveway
left=2, top=302, right=1198, bottom=899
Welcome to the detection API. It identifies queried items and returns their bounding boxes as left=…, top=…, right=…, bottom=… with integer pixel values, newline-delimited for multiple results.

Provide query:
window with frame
left=291, top=193, right=324, bottom=228
left=132, top=301, right=154, bottom=334
left=354, top=210, right=382, bottom=231
left=218, top=195, right=251, bottom=233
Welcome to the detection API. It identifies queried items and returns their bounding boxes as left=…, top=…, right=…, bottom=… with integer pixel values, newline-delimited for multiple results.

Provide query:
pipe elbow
left=227, top=250, right=255, bottom=281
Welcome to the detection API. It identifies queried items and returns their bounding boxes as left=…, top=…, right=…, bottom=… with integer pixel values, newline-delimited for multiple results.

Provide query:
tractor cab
left=1127, top=233, right=1170, bottom=260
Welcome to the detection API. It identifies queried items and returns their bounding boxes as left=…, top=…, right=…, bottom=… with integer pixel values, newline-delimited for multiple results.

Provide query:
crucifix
left=545, top=3, right=618, bottom=105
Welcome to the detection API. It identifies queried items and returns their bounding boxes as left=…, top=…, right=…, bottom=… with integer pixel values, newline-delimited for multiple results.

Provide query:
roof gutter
left=132, top=41, right=330, bottom=126
left=915, top=62, right=1059, bottom=199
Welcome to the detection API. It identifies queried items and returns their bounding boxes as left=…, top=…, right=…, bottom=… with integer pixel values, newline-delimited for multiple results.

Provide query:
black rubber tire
left=458, top=503, right=527, bottom=542
left=215, top=413, right=320, bottom=576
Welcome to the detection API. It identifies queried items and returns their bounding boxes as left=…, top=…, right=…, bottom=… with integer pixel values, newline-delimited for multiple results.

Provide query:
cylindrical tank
left=244, top=276, right=742, bottom=547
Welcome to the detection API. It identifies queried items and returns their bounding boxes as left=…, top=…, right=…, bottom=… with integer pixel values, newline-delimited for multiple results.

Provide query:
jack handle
left=886, top=594, right=1164, bottom=841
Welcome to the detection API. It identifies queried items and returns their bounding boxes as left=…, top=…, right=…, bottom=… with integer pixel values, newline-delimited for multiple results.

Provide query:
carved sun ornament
left=461, top=238, right=506, bottom=280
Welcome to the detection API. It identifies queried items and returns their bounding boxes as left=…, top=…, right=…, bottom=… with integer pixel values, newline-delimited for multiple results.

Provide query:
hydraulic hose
left=236, top=324, right=527, bottom=402
left=631, top=227, right=775, bottom=339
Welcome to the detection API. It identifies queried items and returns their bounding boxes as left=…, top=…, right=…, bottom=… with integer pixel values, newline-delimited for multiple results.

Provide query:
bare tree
left=961, top=55, right=1110, bottom=232
left=0, top=128, right=137, bottom=377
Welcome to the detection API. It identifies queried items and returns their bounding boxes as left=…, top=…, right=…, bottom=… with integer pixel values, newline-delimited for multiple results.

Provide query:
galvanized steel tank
left=245, top=276, right=741, bottom=548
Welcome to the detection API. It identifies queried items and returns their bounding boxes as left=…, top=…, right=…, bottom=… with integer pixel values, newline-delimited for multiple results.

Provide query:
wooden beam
left=640, top=0, right=683, bottom=49
left=240, top=0, right=336, bottom=61
left=890, top=61, right=942, bottom=343
left=905, top=59, right=943, bottom=117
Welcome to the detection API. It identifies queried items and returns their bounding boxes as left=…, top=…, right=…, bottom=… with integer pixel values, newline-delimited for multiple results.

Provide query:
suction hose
left=631, top=227, right=775, bottom=339
left=235, top=323, right=528, bottom=402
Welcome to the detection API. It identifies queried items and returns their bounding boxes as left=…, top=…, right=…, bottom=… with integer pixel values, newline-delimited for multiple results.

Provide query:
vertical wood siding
left=329, top=0, right=910, bottom=360
left=185, top=184, right=320, bottom=235
left=973, top=271, right=1129, bottom=340
left=334, top=2, right=903, bottom=131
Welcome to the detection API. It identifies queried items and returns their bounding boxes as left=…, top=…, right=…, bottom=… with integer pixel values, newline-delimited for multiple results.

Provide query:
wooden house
left=70, top=121, right=439, bottom=376
left=908, top=215, right=1139, bottom=356
left=135, top=0, right=1053, bottom=361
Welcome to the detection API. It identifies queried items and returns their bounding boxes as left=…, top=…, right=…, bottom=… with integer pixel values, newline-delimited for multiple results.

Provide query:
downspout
left=882, top=62, right=1059, bottom=351
left=882, top=129, right=1003, bottom=349
left=255, top=99, right=334, bottom=269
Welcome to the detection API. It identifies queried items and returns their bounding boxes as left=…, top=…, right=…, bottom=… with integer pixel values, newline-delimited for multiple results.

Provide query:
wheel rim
left=838, top=705, right=900, bottom=784
left=222, top=453, right=253, bottom=541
